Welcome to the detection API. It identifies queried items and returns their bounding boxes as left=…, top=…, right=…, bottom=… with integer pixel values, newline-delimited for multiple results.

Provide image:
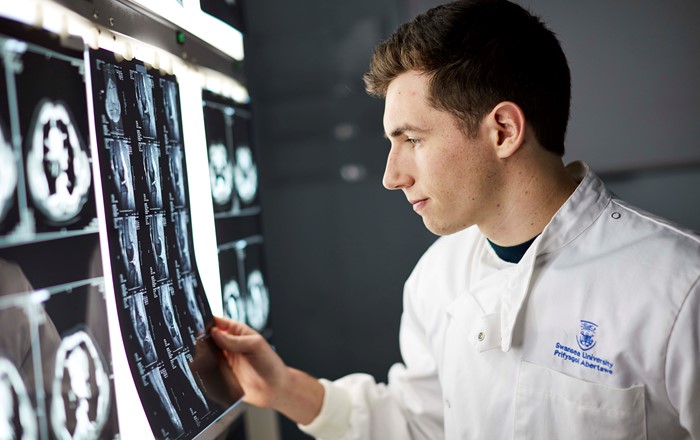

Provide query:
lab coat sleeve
left=665, top=274, right=700, bottom=438
left=299, top=266, right=444, bottom=440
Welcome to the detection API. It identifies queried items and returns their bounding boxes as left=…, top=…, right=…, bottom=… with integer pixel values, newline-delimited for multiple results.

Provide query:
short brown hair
left=364, top=0, right=571, bottom=155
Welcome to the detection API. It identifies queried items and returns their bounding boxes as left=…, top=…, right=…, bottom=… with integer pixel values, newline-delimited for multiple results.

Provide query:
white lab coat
left=300, top=162, right=700, bottom=440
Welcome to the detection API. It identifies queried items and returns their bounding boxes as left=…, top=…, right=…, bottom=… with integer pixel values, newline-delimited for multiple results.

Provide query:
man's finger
left=211, top=327, right=261, bottom=353
left=214, top=316, right=251, bottom=335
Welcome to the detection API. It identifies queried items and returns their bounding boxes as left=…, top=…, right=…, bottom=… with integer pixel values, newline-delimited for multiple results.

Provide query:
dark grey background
left=240, top=1, right=700, bottom=439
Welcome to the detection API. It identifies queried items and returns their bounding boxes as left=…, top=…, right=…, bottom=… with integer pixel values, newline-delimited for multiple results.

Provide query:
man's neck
left=480, top=152, right=579, bottom=247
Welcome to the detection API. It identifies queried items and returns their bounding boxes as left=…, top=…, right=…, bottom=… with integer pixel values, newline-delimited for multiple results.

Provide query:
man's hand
left=211, top=316, right=324, bottom=425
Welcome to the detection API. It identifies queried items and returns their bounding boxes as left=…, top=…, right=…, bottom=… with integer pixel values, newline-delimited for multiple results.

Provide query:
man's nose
left=382, top=146, right=413, bottom=190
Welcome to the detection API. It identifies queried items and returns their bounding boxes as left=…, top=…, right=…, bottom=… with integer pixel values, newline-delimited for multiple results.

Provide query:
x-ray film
left=202, top=92, right=259, bottom=216
left=90, top=48, right=241, bottom=440
left=218, top=240, right=270, bottom=335
left=0, top=19, right=119, bottom=439
left=0, top=266, right=120, bottom=440
left=203, top=90, right=272, bottom=339
left=0, top=19, right=97, bottom=245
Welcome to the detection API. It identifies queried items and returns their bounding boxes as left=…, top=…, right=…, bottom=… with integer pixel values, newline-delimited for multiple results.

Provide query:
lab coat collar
left=500, top=161, right=612, bottom=352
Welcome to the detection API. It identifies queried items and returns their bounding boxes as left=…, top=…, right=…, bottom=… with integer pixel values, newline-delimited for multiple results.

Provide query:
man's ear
left=484, top=102, right=526, bottom=159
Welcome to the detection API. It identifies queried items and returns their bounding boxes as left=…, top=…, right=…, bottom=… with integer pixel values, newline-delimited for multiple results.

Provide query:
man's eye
left=407, top=138, right=419, bottom=146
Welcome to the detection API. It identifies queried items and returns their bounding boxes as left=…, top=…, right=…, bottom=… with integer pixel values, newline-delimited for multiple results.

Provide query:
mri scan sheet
left=202, top=91, right=272, bottom=339
left=0, top=18, right=119, bottom=440
left=90, top=49, right=241, bottom=440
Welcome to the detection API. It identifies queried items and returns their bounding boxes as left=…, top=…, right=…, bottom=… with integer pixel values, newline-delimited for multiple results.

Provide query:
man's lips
left=409, top=198, right=428, bottom=212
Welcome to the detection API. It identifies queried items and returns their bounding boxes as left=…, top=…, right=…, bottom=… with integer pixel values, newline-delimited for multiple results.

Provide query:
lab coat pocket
left=514, top=361, right=646, bottom=440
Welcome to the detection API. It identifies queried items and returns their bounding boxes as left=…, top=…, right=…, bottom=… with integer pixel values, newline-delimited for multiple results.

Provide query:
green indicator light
left=176, top=31, right=186, bottom=45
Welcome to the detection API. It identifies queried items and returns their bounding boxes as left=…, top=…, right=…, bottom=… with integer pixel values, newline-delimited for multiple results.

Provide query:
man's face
left=382, top=70, right=500, bottom=235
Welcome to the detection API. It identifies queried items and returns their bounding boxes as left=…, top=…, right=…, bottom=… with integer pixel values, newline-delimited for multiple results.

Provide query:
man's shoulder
left=608, top=197, right=700, bottom=257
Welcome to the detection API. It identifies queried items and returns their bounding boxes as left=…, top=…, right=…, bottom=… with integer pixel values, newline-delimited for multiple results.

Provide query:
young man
left=211, top=1, right=700, bottom=438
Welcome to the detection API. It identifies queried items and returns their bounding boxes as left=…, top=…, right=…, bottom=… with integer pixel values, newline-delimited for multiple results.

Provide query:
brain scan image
left=161, top=80, right=180, bottom=142
left=223, top=279, right=246, bottom=324
left=25, top=100, right=91, bottom=224
left=146, top=369, right=183, bottom=436
left=182, top=277, right=205, bottom=338
left=149, top=214, right=169, bottom=281
left=107, top=139, right=135, bottom=212
left=142, top=143, right=163, bottom=210
left=245, top=270, right=269, bottom=331
left=0, top=358, right=37, bottom=440
left=167, top=145, right=186, bottom=207
left=0, top=123, right=17, bottom=225
left=208, top=143, right=234, bottom=207
left=50, top=331, right=110, bottom=440
left=173, top=211, right=191, bottom=273
left=158, top=286, right=183, bottom=350
left=174, top=353, right=208, bottom=410
left=117, top=217, right=142, bottom=289
left=101, top=65, right=123, bottom=135
left=133, top=69, right=156, bottom=139
left=127, top=292, right=158, bottom=365
left=233, top=146, right=258, bottom=205
left=105, top=78, right=121, bottom=124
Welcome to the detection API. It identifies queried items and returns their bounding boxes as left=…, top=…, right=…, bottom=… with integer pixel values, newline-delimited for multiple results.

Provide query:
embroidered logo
left=576, top=320, right=598, bottom=351
left=552, top=320, right=614, bottom=375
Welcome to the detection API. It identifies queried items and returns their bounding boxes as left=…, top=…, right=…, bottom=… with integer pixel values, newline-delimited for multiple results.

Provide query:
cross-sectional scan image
left=174, top=353, right=208, bottom=411
left=161, top=79, right=181, bottom=143
left=50, top=330, right=111, bottom=440
left=0, top=357, right=38, bottom=440
left=148, top=214, right=169, bottom=282
left=167, top=143, right=186, bottom=208
left=0, top=120, right=17, bottom=229
left=133, top=65, right=157, bottom=140
left=223, top=278, right=246, bottom=324
left=233, top=144, right=258, bottom=206
left=158, top=285, right=184, bottom=350
left=202, top=91, right=259, bottom=216
left=173, top=211, right=192, bottom=274
left=241, top=243, right=269, bottom=332
left=25, top=100, right=92, bottom=225
left=98, top=62, right=125, bottom=137
left=208, top=142, right=234, bottom=208
left=0, top=20, right=97, bottom=241
left=181, top=275, right=205, bottom=339
left=127, top=291, right=158, bottom=366
left=245, top=269, right=269, bottom=332
left=146, top=368, right=184, bottom=438
left=142, top=142, right=163, bottom=210
left=107, top=138, right=136, bottom=212
left=116, top=216, right=143, bottom=290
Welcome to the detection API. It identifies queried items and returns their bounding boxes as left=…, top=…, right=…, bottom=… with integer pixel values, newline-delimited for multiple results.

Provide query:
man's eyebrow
left=384, top=124, right=428, bottom=139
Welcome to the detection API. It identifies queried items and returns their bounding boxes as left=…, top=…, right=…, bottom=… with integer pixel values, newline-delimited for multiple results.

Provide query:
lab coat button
left=445, top=399, right=451, bottom=409
left=477, top=331, right=485, bottom=341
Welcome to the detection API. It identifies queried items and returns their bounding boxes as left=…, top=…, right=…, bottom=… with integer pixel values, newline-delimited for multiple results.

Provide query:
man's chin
left=423, top=219, right=467, bottom=237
